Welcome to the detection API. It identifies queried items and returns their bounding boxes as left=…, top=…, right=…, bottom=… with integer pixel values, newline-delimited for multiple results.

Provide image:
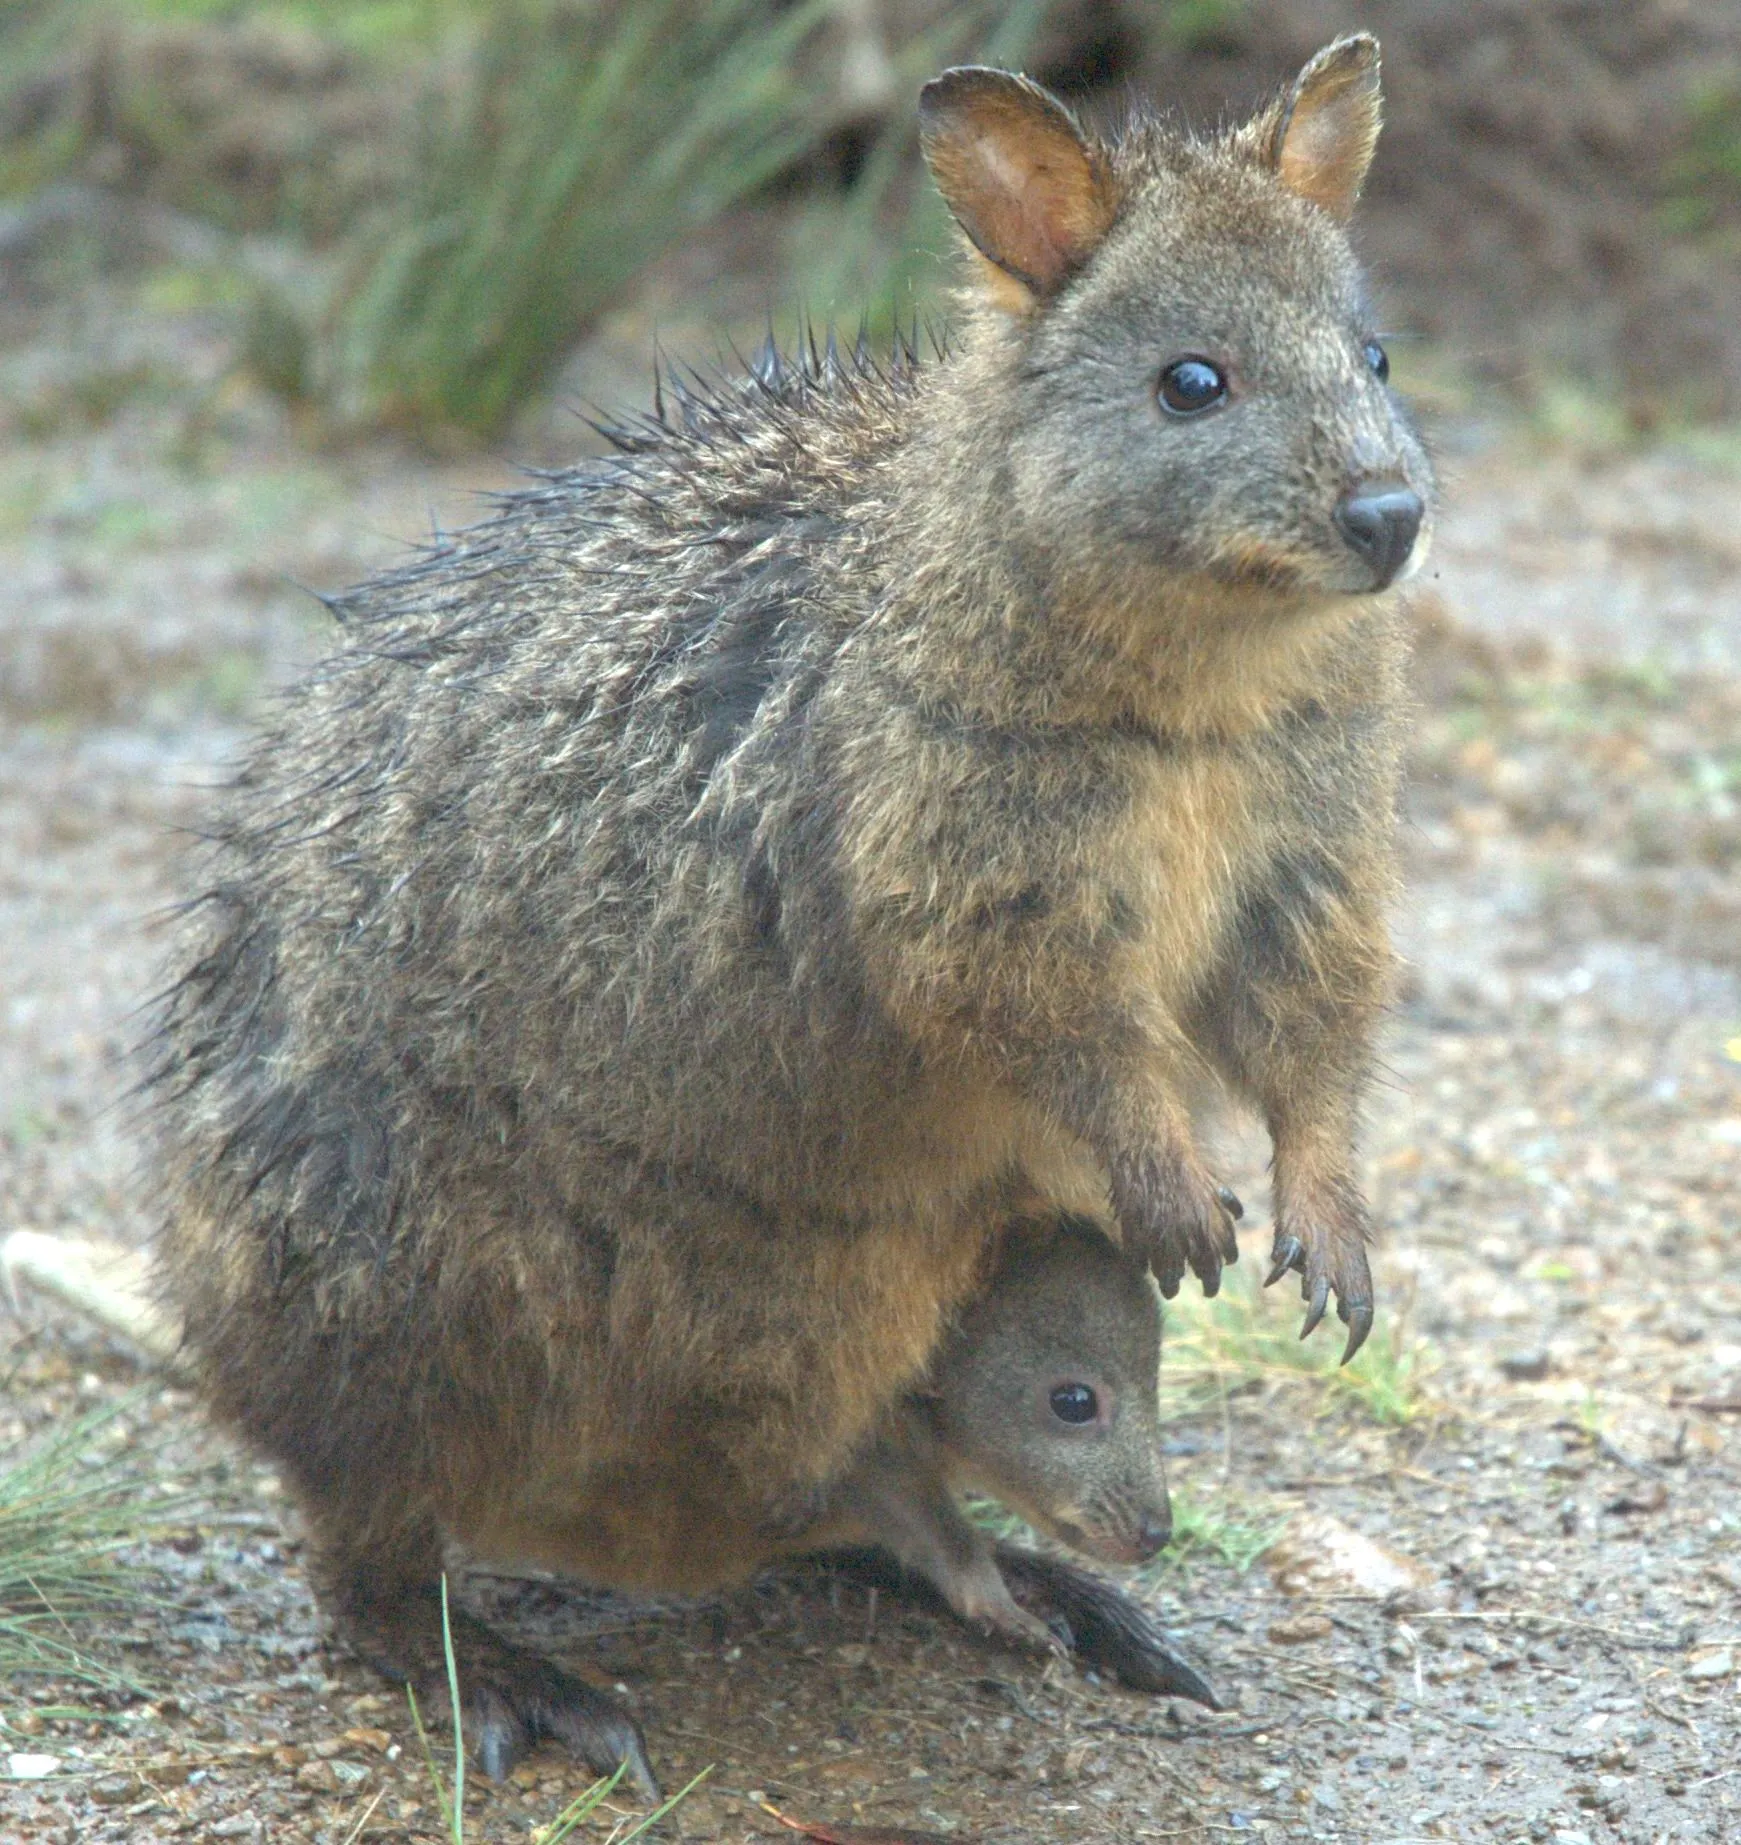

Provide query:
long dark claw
left=616, top=1734, right=663, bottom=1806
left=1215, top=1213, right=1240, bottom=1267
left=1264, top=1234, right=1304, bottom=1288
left=1200, top=1262, right=1221, bottom=1300
left=473, top=1709, right=523, bottom=1782
left=540, top=1689, right=661, bottom=1803
left=1156, top=1252, right=1185, bottom=1299
left=461, top=1644, right=659, bottom=1799
left=1216, top=1185, right=1245, bottom=1222
left=1300, top=1274, right=1331, bottom=1340
left=1340, top=1299, right=1374, bottom=1365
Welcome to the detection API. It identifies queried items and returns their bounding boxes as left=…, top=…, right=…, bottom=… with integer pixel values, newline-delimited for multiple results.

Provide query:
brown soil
left=3, top=122, right=1741, bottom=1845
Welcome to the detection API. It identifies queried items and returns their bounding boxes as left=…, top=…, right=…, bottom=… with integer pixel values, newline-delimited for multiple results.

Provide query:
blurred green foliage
left=0, top=0, right=1238, bottom=442
left=783, top=0, right=1050, bottom=333
left=312, top=0, right=835, bottom=438
left=1665, top=74, right=1741, bottom=242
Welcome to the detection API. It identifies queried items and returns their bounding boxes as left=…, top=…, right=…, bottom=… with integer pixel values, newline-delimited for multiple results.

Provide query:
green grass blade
left=440, top=1572, right=464, bottom=1842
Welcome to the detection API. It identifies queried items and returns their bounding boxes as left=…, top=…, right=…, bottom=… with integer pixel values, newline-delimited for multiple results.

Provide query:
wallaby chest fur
left=152, top=34, right=1429, bottom=1783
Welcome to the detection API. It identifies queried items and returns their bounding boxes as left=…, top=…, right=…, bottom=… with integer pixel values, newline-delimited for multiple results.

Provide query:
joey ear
left=1267, top=33, right=1382, bottom=221
left=919, top=66, right=1116, bottom=311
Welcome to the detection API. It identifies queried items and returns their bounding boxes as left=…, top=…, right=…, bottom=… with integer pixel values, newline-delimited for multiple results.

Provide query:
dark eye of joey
left=1157, top=357, right=1228, bottom=417
left=1363, top=339, right=1390, bottom=384
left=1049, top=1383, right=1099, bottom=1425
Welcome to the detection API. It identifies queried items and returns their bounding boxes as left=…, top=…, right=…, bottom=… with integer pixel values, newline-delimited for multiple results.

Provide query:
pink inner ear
left=1272, top=47, right=1380, bottom=220
left=1283, top=110, right=1351, bottom=195
left=921, top=69, right=1114, bottom=303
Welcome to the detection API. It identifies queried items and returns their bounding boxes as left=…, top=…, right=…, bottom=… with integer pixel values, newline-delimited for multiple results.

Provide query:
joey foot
left=1264, top=1208, right=1375, bottom=1364
left=820, top=1547, right=1218, bottom=1707
left=339, top=1581, right=660, bottom=1797
left=1107, top=1148, right=1242, bottom=1298
left=994, top=1545, right=1221, bottom=1706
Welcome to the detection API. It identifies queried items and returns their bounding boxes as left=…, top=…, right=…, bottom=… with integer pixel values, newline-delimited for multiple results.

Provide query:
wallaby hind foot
left=316, top=1523, right=660, bottom=1796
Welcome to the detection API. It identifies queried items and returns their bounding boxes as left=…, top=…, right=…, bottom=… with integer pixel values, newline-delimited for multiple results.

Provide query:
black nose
left=1333, top=482, right=1423, bottom=590
left=1134, top=1509, right=1171, bottom=1560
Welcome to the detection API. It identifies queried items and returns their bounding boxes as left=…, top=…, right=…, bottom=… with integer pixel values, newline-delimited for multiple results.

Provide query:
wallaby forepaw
left=1108, top=1149, right=1241, bottom=1299
left=1264, top=1224, right=1373, bottom=1363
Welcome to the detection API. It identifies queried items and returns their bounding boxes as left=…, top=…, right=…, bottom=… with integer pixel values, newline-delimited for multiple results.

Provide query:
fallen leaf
left=1267, top=1512, right=1440, bottom=1601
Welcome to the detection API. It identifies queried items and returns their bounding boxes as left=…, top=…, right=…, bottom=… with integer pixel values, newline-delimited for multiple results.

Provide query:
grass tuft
left=1151, top=1486, right=1286, bottom=1576
left=0, top=1400, right=172, bottom=1694
left=1160, top=1258, right=1432, bottom=1429
left=310, top=0, right=834, bottom=440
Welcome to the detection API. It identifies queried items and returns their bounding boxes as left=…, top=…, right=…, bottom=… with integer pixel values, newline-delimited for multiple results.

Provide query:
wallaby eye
left=1049, top=1383, right=1099, bottom=1425
left=1363, top=339, right=1390, bottom=384
left=1157, top=358, right=1227, bottom=417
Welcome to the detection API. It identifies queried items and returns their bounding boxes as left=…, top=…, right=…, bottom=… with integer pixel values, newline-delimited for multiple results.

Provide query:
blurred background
left=4, top=7, right=1741, bottom=1842
left=4, top=0, right=1741, bottom=450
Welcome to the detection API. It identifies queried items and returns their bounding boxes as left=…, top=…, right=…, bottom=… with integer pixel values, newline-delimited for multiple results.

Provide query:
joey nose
left=1333, top=482, right=1424, bottom=591
left=1134, top=1509, right=1171, bottom=1560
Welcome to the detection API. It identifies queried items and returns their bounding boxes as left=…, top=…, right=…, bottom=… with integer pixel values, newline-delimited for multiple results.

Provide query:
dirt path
left=1, top=289, right=1737, bottom=1844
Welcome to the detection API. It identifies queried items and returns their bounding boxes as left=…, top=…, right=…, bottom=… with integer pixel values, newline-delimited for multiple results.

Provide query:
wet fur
left=151, top=35, right=1429, bottom=1775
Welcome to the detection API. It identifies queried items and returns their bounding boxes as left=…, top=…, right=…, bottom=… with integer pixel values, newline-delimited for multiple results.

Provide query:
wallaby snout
left=1335, top=479, right=1425, bottom=589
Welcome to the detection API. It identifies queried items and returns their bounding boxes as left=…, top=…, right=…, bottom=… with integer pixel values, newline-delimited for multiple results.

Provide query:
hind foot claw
left=340, top=1579, right=659, bottom=1799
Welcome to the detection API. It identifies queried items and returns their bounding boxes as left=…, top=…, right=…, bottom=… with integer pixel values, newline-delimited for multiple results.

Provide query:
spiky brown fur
left=151, top=34, right=1429, bottom=1787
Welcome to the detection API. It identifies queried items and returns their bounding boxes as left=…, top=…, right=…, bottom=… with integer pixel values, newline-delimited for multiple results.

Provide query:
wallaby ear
left=919, top=67, right=1116, bottom=312
left=1266, top=34, right=1382, bottom=222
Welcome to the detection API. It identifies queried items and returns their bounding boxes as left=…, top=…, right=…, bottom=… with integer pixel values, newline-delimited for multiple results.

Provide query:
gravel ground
left=1, top=276, right=1737, bottom=1845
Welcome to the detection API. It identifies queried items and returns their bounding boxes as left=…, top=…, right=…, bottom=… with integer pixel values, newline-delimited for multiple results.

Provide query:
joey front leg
left=820, top=1423, right=1064, bottom=1659
left=816, top=1430, right=1221, bottom=1705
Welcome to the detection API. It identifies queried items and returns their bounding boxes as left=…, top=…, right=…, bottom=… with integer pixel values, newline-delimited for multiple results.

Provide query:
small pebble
left=1685, top=1649, right=1733, bottom=1681
left=88, top=1772, right=142, bottom=1806
left=1268, top=1614, right=1333, bottom=1645
left=1499, top=1348, right=1552, bottom=1381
